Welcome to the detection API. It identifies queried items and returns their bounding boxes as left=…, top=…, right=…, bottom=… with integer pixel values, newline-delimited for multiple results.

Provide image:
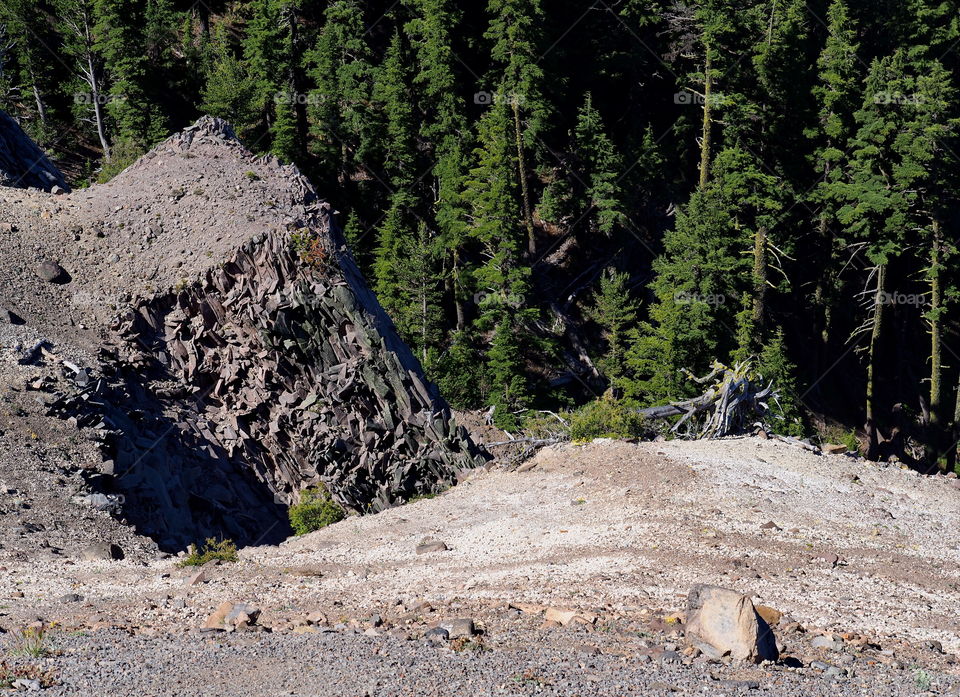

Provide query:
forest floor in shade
left=2, top=437, right=960, bottom=695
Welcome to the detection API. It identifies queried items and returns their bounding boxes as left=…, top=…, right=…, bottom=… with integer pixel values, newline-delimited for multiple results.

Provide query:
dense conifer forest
left=4, top=0, right=960, bottom=468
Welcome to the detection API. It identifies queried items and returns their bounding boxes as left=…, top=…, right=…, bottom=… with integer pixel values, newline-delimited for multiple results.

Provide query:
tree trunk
left=751, top=224, right=768, bottom=346
left=928, top=221, right=945, bottom=469
left=699, top=48, right=713, bottom=189
left=87, top=54, right=111, bottom=161
left=865, top=264, right=886, bottom=461
left=512, top=101, right=536, bottom=257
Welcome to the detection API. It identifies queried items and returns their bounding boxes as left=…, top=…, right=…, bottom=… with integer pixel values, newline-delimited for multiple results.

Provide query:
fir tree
left=572, top=92, right=625, bottom=238
left=586, top=267, right=639, bottom=384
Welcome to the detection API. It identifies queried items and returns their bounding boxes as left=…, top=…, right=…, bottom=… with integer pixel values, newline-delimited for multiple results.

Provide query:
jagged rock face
left=0, top=111, right=69, bottom=192
left=6, top=116, right=486, bottom=550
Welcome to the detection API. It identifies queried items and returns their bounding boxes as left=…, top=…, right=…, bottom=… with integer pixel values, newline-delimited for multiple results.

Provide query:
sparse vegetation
left=0, top=662, right=58, bottom=689
left=5, top=626, right=50, bottom=658
left=177, top=538, right=238, bottom=567
left=288, top=484, right=345, bottom=536
left=567, top=392, right=649, bottom=442
left=291, top=228, right=329, bottom=270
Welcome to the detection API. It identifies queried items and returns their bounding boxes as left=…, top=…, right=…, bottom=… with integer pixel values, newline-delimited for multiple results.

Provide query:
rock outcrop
left=20, top=116, right=486, bottom=550
left=0, top=110, right=69, bottom=192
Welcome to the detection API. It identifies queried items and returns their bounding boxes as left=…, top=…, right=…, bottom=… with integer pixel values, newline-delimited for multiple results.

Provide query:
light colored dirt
left=4, top=436, right=960, bottom=663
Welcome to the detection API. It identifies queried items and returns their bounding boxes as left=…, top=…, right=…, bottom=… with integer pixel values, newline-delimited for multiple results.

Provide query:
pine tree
left=304, top=0, right=375, bottom=188
left=243, top=0, right=300, bottom=160
left=201, top=26, right=258, bottom=139
left=624, top=147, right=780, bottom=403
left=806, top=0, right=861, bottom=368
left=0, top=0, right=58, bottom=142
left=484, top=0, right=548, bottom=256
left=93, top=0, right=156, bottom=147
left=832, top=50, right=960, bottom=460
left=462, top=98, right=534, bottom=425
left=53, top=0, right=112, bottom=158
left=587, top=267, right=639, bottom=384
left=572, top=92, right=625, bottom=238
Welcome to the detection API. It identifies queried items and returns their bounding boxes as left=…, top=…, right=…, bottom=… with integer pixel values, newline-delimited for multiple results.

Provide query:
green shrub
left=97, top=138, right=145, bottom=183
left=567, top=393, right=649, bottom=441
left=178, top=538, right=238, bottom=567
left=289, top=485, right=345, bottom=535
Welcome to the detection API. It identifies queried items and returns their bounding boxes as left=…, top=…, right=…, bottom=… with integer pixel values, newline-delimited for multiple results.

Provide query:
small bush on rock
left=289, top=485, right=345, bottom=535
left=178, top=538, right=238, bottom=567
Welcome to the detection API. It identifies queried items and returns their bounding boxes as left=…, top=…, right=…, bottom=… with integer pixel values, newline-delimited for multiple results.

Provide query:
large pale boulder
left=685, top=584, right=778, bottom=663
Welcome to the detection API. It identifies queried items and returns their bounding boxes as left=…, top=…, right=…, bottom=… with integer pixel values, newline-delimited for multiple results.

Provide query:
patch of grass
left=450, top=637, right=489, bottom=653
left=289, top=484, right=345, bottom=536
left=913, top=668, right=932, bottom=691
left=818, top=424, right=860, bottom=454
left=177, top=538, right=238, bottom=567
left=244, top=170, right=260, bottom=181
left=6, top=626, right=49, bottom=658
left=291, top=228, right=329, bottom=270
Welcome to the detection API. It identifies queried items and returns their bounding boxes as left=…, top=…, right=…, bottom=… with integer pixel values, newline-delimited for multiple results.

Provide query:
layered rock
left=31, top=117, right=486, bottom=549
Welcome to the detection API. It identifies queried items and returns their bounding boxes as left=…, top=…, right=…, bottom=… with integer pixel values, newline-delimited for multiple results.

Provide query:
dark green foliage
left=12, top=0, right=960, bottom=461
left=289, top=485, right=346, bottom=536
left=567, top=393, right=648, bottom=442
left=758, top=329, right=806, bottom=437
left=178, top=538, right=239, bottom=566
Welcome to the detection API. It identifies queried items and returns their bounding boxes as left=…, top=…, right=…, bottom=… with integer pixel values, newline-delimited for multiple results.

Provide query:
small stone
left=759, top=521, right=781, bottom=531
left=822, top=443, right=848, bottom=455
left=416, top=540, right=448, bottom=555
left=80, top=542, right=123, bottom=561
left=811, top=635, right=841, bottom=651
left=439, top=618, right=475, bottom=639
left=659, top=651, right=682, bottom=664
left=685, top=584, right=778, bottom=663
left=11, top=678, right=41, bottom=691
left=755, top=605, right=782, bottom=627
left=423, top=627, right=449, bottom=641
left=187, top=570, right=207, bottom=586
left=58, top=593, right=83, bottom=603
left=37, top=260, right=66, bottom=283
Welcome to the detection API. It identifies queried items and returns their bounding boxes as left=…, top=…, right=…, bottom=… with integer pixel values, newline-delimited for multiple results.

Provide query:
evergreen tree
left=94, top=0, right=159, bottom=148
left=587, top=267, right=639, bottom=384
left=572, top=92, right=625, bottom=238
left=484, top=0, right=548, bottom=256
left=624, top=147, right=780, bottom=402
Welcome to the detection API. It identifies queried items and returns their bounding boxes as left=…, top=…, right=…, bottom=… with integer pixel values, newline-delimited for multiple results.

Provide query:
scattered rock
left=822, top=443, right=848, bottom=455
left=416, top=539, right=449, bottom=555
left=36, top=260, right=67, bottom=283
left=755, top=605, right=782, bottom=627
left=11, top=678, right=41, bottom=692
left=545, top=607, right=597, bottom=626
left=187, top=569, right=207, bottom=586
left=438, top=618, right=475, bottom=639
left=58, top=593, right=83, bottom=603
left=423, top=627, right=449, bottom=641
left=203, top=601, right=260, bottom=630
left=685, top=584, right=778, bottom=663
left=811, top=634, right=842, bottom=651
left=79, top=542, right=124, bottom=561
left=759, top=521, right=781, bottom=531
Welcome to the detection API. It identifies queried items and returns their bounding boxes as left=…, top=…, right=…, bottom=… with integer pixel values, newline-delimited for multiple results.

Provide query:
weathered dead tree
left=638, top=360, right=776, bottom=438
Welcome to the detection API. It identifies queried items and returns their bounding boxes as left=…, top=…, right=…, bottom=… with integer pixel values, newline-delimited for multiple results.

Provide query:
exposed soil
left=0, top=437, right=958, bottom=694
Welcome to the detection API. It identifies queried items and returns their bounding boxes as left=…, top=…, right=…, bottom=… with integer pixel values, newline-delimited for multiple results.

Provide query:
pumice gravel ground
left=0, top=437, right=959, bottom=695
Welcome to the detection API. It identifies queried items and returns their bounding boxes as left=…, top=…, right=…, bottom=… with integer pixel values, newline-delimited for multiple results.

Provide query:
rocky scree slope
left=0, top=116, right=486, bottom=551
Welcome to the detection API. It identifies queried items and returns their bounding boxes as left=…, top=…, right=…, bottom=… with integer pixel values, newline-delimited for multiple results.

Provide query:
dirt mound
left=0, top=117, right=485, bottom=551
